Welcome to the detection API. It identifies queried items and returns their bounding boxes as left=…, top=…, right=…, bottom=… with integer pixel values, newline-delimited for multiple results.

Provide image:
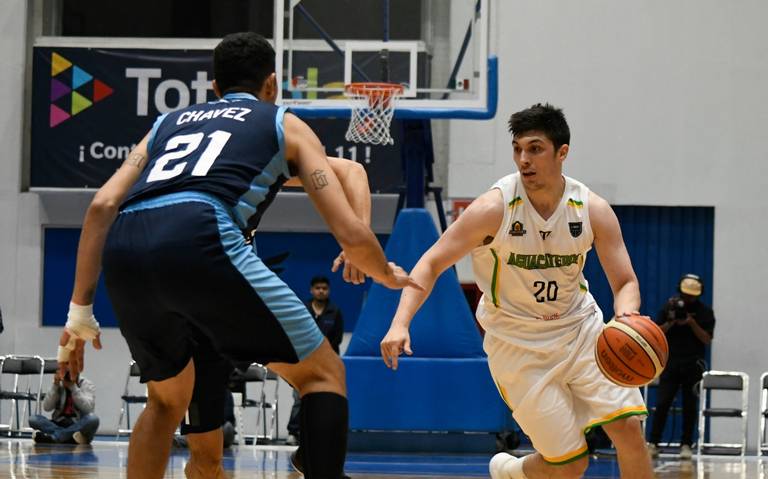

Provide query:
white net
left=344, top=83, right=403, bottom=145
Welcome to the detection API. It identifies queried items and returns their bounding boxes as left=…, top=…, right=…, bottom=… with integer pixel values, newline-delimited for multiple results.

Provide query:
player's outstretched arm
left=327, top=157, right=370, bottom=284
left=380, top=189, right=504, bottom=369
left=589, top=191, right=641, bottom=316
left=283, top=113, right=418, bottom=290
left=284, top=157, right=371, bottom=225
left=283, top=157, right=371, bottom=283
left=325, top=157, right=371, bottom=225
left=60, top=133, right=150, bottom=376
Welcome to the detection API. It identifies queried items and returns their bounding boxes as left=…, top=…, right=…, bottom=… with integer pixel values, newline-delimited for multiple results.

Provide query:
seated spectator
left=29, top=370, right=99, bottom=444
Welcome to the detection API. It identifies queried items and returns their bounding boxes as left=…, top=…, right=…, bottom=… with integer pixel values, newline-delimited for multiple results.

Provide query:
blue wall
left=583, top=205, right=714, bottom=322
left=42, top=228, right=384, bottom=332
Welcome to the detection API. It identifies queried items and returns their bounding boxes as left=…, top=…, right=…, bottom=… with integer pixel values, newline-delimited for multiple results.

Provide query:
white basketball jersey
left=471, top=173, right=599, bottom=350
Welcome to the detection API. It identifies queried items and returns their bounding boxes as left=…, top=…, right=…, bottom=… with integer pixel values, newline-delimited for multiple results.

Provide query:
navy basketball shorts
left=180, top=325, right=234, bottom=434
left=103, top=191, right=325, bottom=389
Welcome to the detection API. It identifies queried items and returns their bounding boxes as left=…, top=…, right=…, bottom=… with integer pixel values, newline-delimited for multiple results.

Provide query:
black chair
left=230, top=363, right=280, bottom=444
left=0, top=355, right=46, bottom=435
left=697, top=370, right=749, bottom=456
left=37, top=358, right=59, bottom=401
left=116, top=361, right=147, bottom=438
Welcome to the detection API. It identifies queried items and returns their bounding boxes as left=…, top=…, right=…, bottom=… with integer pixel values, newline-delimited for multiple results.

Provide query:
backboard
left=273, top=0, right=495, bottom=119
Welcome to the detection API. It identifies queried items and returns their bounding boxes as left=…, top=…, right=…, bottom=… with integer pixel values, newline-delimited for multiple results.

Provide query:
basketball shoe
left=489, top=452, right=525, bottom=479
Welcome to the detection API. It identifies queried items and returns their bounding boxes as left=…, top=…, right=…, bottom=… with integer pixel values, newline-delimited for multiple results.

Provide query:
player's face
left=512, top=132, right=568, bottom=191
left=311, top=283, right=330, bottom=301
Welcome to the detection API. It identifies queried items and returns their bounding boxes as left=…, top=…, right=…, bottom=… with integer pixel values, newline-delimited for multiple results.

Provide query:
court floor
left=0, top=439, right=765, bottom=478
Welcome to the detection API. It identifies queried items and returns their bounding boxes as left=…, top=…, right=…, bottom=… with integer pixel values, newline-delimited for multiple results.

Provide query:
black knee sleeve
left=298, top=392, right=348, bottom=479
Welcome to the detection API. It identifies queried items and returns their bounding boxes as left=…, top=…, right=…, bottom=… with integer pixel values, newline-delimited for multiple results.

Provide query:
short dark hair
left=214, top=32, right=275, bottom=95
left=310, top=276, right=330, bottom=287
left=508, top=103, right=570, bottom=151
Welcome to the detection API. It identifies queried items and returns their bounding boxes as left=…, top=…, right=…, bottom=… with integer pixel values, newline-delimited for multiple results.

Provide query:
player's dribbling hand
left=58, top=328, right=102, bottom=377
left=378, top=262, right=425, bottom=291
left=57, top=303, right=103, bottom=379
left=380, top=325, right=412, bottom=370
left=331, top=251, right=366, bottom=285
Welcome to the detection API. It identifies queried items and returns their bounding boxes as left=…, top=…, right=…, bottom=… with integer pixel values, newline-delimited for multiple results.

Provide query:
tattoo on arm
left=124, top=152, right=146, bottom=169
left=310, top=169, right=329, bottom=190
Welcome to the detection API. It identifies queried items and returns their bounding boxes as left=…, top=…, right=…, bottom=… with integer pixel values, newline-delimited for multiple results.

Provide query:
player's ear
left=259, top=73, right=278, bottom=103
left=212, top=80, right=222, bottom=99
left=557, top=144, right=569, bottom=162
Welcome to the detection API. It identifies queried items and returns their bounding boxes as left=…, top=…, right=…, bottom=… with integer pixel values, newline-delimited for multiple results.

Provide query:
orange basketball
left=595, top=314, right=669, bottom=387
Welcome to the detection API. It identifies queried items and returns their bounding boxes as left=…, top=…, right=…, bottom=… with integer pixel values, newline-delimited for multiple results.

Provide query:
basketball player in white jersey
left=380, top=104, right=653, bottom=478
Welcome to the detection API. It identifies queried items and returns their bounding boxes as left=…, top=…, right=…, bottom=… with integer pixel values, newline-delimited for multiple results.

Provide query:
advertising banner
left=30, top=46, right=401, bottom=191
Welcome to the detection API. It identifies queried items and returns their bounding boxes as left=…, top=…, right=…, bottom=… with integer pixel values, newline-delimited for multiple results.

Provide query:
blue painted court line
left=345, top=453, right=491, bottom=476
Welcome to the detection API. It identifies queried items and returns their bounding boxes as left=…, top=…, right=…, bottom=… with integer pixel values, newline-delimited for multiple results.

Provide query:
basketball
left=595, top=314, right=669, bottom=387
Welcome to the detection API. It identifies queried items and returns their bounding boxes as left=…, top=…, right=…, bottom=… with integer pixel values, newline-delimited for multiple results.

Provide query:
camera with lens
left=667, top=297, right=688, bottom=321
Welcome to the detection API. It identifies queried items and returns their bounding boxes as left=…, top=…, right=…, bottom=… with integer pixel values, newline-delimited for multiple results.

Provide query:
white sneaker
left=72, top=431, right=88, bottom=445
left=489, top=452, right=518, bottom=479
left=679, top=444, right=693, bottom=460
left=286, top=434, right=299, bottom=446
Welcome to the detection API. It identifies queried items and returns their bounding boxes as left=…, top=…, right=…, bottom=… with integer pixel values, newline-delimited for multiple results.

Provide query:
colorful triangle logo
left=72, top=66, right=93, bottom=89
left=51, top=52, right=72, bottom=77
left=50, top=103, right=70, bottom=127
left=71, top=91, right=92, bottom=115
left=93, top=79, right=113, bottom=102
left=48, top=52, right=114, bottom=127
left=50, top=78, right=71, bottom=102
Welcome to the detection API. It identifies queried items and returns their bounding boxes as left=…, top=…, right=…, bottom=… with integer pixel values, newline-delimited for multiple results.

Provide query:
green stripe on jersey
left=490, top=248, right=500, bottom=307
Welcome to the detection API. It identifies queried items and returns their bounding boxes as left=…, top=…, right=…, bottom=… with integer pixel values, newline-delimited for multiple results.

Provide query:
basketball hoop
left=344, top=82, right=404, bottom=145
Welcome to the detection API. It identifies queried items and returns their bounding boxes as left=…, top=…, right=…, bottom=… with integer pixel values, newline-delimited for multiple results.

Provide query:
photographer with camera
left=29, top=370, right=99, bottom=445
left=647, top=274, right=715, bottom=460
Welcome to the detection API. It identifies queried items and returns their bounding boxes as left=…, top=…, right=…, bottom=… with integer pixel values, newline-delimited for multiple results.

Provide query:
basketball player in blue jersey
left=380, top=104, right=653, bottom=479
left=56, top=32, right=420, bottom=479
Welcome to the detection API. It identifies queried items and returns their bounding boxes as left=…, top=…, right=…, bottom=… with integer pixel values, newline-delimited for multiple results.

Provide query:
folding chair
left=38, top=358, right=59, bottom=401
left=0, top=355, right=46, bottom=435
left=697, top=370, right=749, bottom=456
left=116, top=361, right=147, bottom=438
left=230, top=363, right=280, bottom=445
left=759, top=372, right=768, bottom=455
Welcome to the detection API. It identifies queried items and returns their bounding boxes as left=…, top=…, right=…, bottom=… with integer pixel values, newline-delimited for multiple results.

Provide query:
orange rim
left=345, top=82, right=404, bottom=97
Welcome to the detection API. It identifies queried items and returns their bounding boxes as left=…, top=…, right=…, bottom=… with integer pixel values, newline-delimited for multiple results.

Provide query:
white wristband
left=58, top=302, right=100, bottom=363
left=65, top=302, right=100, bottom=341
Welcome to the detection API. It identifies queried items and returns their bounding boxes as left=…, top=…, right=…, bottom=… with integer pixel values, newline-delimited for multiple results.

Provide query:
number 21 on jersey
left=147, top=130, right=231, bottom=183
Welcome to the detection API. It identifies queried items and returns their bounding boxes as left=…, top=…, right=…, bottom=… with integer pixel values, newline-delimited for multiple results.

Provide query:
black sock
left=298, top=392, right=348, bottom=479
